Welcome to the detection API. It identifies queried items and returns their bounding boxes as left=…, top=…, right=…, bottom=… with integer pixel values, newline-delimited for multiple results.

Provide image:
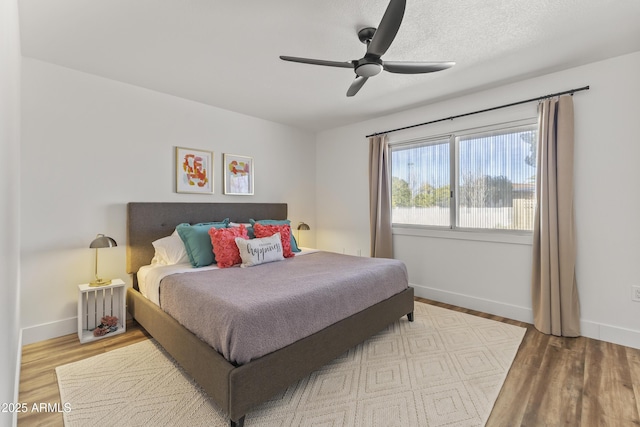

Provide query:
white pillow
left=152, top=234, right=189, bottom=265
left=229, top=222, right=251, bottom=228
left=235, top=233, right=285, bottom=268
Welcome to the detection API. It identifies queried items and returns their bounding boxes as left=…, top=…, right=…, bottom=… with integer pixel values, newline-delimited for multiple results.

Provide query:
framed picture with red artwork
left=175, top=147, right=214, bottom=194
left=223, top=154, right=254, bottom=195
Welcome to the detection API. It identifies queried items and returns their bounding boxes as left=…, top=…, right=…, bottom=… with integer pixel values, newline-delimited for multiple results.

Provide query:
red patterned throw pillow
left=208, top=225, right=249, bottom=268
left=253, top=223, right=294, bottom=258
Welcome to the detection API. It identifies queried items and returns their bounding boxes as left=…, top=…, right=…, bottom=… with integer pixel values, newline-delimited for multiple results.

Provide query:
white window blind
left=391, top=138, right=450, bottom=227
left=391, top=122, right=537, bottom=232
left=457, top=127, right=537, bottom=230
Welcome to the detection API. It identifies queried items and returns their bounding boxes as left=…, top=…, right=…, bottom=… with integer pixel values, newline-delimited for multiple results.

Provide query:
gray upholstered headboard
left=126, top=202, right=288, bottom=275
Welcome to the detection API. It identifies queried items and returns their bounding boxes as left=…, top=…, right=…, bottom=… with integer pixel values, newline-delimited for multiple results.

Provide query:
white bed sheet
left=137, top=248, right=319, bottom=306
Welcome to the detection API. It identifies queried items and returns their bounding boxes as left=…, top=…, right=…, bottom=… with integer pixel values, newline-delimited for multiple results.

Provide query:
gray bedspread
left=159, top=251, right=408, bottom=365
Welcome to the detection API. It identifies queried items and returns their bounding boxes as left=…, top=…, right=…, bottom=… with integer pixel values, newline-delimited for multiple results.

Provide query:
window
left=391, top=122, right=537, bottom=232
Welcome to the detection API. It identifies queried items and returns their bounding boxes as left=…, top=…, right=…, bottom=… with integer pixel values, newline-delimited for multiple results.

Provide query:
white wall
left=316, top=51, right=640, bottom=349
left=0, top=0, right=22, bottom=425
left=20, top=58, right=316, bottom=344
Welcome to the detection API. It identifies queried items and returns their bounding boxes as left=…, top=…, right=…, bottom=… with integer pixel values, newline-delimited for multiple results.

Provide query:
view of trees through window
left=391, top=124, right=537, bottom=231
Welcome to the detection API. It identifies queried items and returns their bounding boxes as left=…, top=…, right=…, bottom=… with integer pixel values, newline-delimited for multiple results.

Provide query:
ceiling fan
left=279, top=0, right=455, bottom=97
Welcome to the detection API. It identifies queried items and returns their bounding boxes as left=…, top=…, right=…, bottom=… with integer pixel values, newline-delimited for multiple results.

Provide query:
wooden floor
left=18, top=298, right=640, bottom=426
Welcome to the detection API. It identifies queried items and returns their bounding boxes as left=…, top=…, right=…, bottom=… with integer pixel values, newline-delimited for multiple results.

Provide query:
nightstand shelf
left=77, top=279, right=126, bottom=343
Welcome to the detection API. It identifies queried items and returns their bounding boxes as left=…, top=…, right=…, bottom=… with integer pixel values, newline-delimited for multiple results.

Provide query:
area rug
left=56, top=302, right=525, bottom=426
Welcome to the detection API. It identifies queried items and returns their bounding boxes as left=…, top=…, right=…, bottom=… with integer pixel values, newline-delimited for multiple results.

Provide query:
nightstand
left=77, top=278, right=126, bottom=343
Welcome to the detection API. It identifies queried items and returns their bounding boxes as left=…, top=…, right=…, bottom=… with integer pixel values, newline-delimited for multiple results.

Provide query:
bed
left=126, top=202, right=414, bottom=427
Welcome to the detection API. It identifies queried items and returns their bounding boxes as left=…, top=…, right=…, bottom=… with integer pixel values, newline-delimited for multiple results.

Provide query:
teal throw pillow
left=176, top=219, right=230, bottom=267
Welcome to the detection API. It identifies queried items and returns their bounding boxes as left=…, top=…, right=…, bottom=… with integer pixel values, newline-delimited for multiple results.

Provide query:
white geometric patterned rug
left=56, top=302, right=525, bottom=426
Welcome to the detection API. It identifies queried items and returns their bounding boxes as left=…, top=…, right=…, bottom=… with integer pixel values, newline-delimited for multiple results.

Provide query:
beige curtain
left=369, top=134, right=393, bottom=258
left=531, top=95, right=580, bottom=337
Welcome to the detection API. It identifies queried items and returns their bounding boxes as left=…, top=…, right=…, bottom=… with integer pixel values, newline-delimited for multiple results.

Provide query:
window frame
left=390, top=118, right=537, bottom=240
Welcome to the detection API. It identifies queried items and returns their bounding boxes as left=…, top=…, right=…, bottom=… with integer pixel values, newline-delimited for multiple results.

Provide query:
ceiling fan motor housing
left=355, top=57, right=383, bottom=77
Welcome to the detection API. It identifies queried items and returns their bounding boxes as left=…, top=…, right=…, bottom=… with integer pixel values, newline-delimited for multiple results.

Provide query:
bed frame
left=126, top=202, right=414, bottom=427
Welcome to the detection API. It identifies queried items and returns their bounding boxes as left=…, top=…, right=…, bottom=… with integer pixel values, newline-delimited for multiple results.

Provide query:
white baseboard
left=411, top=283, right=534, bottom=324
left=21, top=317, right=76, bottom=346
left=21, top=311, right=133, bottom=346
left=12, top=329, right=22, bottom=427
left=411, top=283, right=640, bottom=350
left=580, top=320, right=640, bottom=350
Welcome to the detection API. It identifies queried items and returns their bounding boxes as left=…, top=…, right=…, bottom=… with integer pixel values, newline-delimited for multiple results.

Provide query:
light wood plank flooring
left=18, top=298, right=640, bottom=426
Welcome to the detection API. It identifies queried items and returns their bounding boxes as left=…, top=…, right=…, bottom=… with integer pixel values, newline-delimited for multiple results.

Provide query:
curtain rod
left=366, top=85, right=590, bottom=138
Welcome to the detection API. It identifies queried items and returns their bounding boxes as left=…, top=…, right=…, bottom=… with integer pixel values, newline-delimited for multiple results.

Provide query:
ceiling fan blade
left=346, top=76, right=369, bottom=97
left=367, top=0, right=406, bottom=57
left=279, top=56, right=353, bottom=69
left=383, top=61, right=455, bottom=74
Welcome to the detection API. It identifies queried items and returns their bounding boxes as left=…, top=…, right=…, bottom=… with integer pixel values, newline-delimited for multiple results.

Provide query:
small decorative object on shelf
left=92, top=315, right=119, bottom=337
left=78, top=279, right=126, bottom=343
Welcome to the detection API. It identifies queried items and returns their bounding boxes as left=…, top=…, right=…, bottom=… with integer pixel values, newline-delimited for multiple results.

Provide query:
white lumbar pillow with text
left=235, top=233, right=284, bottom=268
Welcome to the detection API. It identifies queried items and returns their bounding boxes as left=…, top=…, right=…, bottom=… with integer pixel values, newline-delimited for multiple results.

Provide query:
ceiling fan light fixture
left=356, top=62, right=383, bottom=77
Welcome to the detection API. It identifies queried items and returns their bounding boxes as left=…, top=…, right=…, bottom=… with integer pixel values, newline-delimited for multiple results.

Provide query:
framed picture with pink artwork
left=175, top=147, right=214, bottom=194
left=223, top=154, right=254, bottom=195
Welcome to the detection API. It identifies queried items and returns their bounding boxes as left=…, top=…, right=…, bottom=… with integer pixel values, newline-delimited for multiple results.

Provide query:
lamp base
left=89, top=278, right=112, bottom=287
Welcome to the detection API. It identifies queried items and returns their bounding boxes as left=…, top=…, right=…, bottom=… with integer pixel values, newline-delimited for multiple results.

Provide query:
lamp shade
left=90, top=234, right=117, bottom=249
left=297, top=222, right=310, bottom=231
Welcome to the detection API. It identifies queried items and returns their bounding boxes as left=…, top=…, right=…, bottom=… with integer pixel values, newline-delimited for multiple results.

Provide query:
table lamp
left=89, top=234, right=117, bottom=287
left=296, top=222, right=310, bottom=247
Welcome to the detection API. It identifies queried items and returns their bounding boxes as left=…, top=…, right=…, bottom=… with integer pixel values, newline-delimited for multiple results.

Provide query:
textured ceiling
left=18, top=0, right=640, bottom=132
